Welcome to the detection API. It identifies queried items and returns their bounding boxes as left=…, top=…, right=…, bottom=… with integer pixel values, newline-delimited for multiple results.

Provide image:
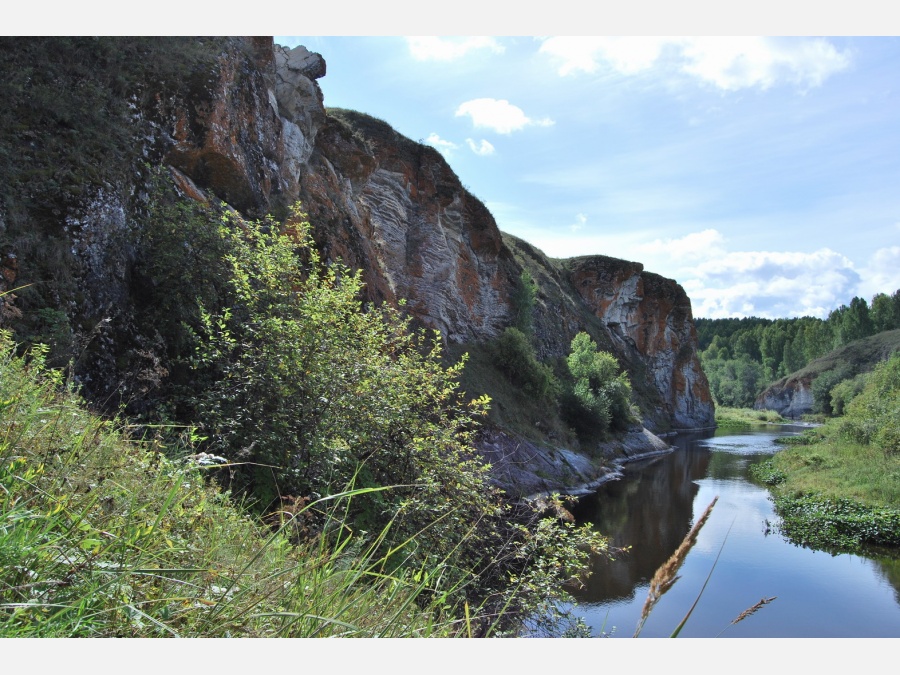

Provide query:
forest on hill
left=696, top=289, right=900, bottom=408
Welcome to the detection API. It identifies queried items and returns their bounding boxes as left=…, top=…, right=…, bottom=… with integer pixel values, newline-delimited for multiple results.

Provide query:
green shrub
left=811, top=365, right=853, bottom=415
left=564, top=332, right=633, bottom=436
left=490, top=327, right=559, bottom=403
left=188, top=204, right=606, bottom=626
left=829, top=371, right=870, bottom=416
left=838, top=353, right=900, bottom=454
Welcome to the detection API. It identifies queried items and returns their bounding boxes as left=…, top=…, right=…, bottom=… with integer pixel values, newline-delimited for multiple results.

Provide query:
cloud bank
left=539, top=37, right=851, bottom=91
left=635, top=230, right=863, bottom=318
left=406, top=36, right=504, bottom=61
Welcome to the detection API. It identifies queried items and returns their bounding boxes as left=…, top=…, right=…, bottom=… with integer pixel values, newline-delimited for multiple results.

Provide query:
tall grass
left=715, top=406, right=786, bottom=429
left=0, top=331, right=472, bottom=637
left=768, top=419, right=900, bottom=508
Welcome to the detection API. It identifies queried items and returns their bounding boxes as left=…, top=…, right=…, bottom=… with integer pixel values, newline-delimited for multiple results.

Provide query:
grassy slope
left=761, top=329, right=900, bottom=396
left=0, top=333, right=460, bottom=637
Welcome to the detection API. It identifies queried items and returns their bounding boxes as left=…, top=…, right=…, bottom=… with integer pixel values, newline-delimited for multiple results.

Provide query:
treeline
left=697, top=290, right=900, bottom=407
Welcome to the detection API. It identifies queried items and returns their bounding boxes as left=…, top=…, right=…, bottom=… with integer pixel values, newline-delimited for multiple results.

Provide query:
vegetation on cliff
left=0, top=200, right=610, bottom=637
left=750, top=352, right=900, bottom=554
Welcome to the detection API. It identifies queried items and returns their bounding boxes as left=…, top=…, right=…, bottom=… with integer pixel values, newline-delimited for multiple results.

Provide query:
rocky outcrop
left=565, top=257, right=715, bottom=430
left=755, top=329, right=900, bottom=418
left=478, top=426, right=672, bottom=498
left=756, top=377, right=815, bottom=418
left=298, top=110, right=516, bottom=343
left=0, top=37, right=715, bottom=493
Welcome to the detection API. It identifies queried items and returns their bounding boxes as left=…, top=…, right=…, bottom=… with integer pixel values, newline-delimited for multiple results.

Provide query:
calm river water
left=564, top=426, right=900, bottom=637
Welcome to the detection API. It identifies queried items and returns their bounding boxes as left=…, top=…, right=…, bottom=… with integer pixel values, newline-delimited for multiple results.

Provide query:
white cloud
left=406, top=36, right=504, bottom=61
left=679, top=37, right=851, bottom=91
left=540, top=37, right=670, bottom=76
left=638, top=228, right=726, bottom=262
left=539, top=36, right=851, bottom=91
left=682, top=247, right=861, bottom=318
left=858, top=246, right=900, bottom=298
left=465, top=138, right=495, bottom=156
left=424, top=133, right=457, bottom=158
left=455, top=98, right=554, bottom=134
left=570, top=213, right=587, bottom=232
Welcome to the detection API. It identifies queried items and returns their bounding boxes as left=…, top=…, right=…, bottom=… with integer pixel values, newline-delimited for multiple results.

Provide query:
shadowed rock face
left=0, top=37, right=713, bottom=463
left=565, top=257, right=715, bottom=430
left=162, top=39, right=713, bottom=431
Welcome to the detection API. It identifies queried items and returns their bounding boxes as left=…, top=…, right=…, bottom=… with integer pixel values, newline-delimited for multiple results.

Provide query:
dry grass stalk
left=731, top=596, right=777, bottom=626
left=633, top=496, right=718, bottom=637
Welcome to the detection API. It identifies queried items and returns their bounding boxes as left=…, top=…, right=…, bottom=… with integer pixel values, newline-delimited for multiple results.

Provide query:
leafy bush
left=490, top=327, right=559, bottom=403
left=188, top=204, right=606, bottom=625
left=829, top=371, right=869, bottom=416
left=811, top=365, right=854, bottom=415
left=838, top=352, right=900, bottom=454
left=563, top=332, right=633, bottom=436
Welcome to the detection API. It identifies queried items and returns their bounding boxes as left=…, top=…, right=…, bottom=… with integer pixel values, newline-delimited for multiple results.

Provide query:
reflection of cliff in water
left=568, top=432, right=713, bottom=604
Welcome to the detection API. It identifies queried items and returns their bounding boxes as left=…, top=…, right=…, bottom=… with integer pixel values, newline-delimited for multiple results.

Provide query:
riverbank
left=714, top=406, right=788, bottom=429
left=477, top=425, right=673, bottom=500
left=751, top=426, right=900, bottom=554
left=749, top=353, right=900, bottom=554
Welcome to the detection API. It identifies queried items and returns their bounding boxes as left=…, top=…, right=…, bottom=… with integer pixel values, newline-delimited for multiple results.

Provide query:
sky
left=273, top=35, right=900, bottom=320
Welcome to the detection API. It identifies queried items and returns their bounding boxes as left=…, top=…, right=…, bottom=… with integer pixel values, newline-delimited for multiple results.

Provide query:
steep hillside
left=0, top=37, right=714, bottom=495
left=755, top=329, right=900, bottom=418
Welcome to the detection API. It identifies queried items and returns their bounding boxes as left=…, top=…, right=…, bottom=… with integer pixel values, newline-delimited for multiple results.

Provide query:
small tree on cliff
left=564, top=332, right=633, bottom=435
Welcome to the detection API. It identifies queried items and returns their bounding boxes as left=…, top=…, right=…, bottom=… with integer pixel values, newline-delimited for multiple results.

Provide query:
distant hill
left=755, top=329, right=900, bottom=418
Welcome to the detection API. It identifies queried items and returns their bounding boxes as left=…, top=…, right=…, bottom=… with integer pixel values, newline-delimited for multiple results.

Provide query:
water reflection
left=569, top=433, right=711, bottom=604
left=565, top=426, right=900, bottom=637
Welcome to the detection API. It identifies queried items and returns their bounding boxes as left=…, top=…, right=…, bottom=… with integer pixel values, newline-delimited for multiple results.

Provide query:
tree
left=190, top=203, right=608, bottom=629
left=512, top=269, right=538, bottom=334
left=564, top=332, right=632, bottom=434
left=871, top=291, right=900, bottom=333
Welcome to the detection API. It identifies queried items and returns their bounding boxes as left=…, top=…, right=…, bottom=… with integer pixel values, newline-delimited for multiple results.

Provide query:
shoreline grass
left=0, top=335, right=469, bottom=637
left=750, top=421, right=900, bottom=555
left=715, top=406, right=787, bottom=430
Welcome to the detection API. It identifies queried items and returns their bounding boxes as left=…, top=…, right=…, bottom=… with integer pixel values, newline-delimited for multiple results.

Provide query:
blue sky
left=275, top=36, right=900, bottom=320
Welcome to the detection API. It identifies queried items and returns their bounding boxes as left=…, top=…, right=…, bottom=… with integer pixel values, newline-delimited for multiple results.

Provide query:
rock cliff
left=0, top=37, right=714, bottom=494
left=756, top=377, right=815, bottom=418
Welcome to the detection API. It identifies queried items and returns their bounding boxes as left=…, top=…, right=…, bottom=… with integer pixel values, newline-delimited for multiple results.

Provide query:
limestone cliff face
left=0, top=37, right=713, bottom=443
left=565, top=257, right=714, bottom=430
left=142, top=38, right=714, bottom=431
left=297, top=111, right=516, bottom=343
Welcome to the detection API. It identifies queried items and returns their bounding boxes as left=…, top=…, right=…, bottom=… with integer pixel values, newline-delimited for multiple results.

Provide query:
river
left=563, top=425, right=900, bottom=637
